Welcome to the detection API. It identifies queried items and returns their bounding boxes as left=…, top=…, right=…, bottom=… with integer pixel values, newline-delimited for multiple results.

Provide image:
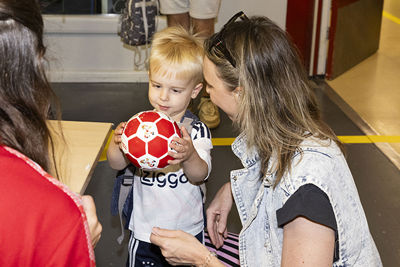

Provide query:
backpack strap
left=111, top=165, right=135, bottom=244
left=136, top=0, right=148, bottom=44
left=178, top=110, right=200, bottom=134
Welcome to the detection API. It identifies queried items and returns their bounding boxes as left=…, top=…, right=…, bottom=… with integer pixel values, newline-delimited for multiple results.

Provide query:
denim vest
left=230, top=133, right=382, bottom=267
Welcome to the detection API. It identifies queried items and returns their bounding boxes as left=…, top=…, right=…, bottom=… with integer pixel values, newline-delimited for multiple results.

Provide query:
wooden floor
left=327, top=0, right=400, bottom=169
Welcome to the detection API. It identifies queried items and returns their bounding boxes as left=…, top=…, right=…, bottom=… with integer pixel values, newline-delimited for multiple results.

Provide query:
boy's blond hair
left=149, top=26, right=204, bottom=84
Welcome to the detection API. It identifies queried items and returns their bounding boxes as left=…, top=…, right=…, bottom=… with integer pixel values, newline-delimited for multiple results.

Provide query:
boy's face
left=148, top=72, right=202, bottom=122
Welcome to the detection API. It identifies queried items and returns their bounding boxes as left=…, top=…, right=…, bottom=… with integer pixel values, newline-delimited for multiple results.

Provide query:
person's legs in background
left=159, top=0, right=221, bottom=129
left=166, top=12, right=190, bottom=30
left=192, top=17, right=215, bottom=37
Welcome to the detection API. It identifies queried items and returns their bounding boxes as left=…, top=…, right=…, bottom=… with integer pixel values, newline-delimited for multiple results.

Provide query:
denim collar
left=231, top=132, right=260, bottom=169
left=232, top=133, right=278, bottom=186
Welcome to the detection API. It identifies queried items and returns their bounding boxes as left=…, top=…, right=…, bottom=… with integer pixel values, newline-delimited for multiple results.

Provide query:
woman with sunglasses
left=0, top=0, right=101, bottom=265
left=150, top=12, right=382, bottom=267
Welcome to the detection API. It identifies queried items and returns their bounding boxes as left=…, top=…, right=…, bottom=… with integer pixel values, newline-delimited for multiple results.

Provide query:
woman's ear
left=191, top=83, right=203, bottom=99
left=233, top=86, right=243, bottom=98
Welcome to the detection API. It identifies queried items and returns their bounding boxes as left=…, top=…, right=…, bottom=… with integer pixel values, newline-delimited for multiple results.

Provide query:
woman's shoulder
left=290, top=138, right=341, bottom=173
left=0, top=145, right=93, bottom=265
left=297, top=136, right=342, bottom=158
left=281, top=137, right=349, bottom=191
left=0, top=145, right=83, bottom=217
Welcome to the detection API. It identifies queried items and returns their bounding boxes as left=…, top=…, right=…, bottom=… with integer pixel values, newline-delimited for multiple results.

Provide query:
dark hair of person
left=205, top=16, right=344, bottom=186
left=0, top=0, right=61, bottom=175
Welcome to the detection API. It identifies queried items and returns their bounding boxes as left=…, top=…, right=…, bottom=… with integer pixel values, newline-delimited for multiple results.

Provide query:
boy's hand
left=113, top=122, right=126, bottom=148
left=168, top=126, right=195, bottom=165
left=107, top=121, right=130, bottom=170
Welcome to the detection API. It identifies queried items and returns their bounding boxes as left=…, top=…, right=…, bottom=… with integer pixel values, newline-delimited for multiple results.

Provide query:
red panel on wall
left=286, top=0, right=315, bottom=71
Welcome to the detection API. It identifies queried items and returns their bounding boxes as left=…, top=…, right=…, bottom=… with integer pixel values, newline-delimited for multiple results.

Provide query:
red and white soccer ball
left=120, top=110, right=182, bottom=170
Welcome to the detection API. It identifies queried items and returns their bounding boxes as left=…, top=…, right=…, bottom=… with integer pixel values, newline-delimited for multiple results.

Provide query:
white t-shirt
left=129, top=120, right=212, bottom=242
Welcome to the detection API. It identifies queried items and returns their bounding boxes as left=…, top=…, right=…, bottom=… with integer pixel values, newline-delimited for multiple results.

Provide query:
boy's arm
left=107, top=122, right=130, bottom=170
left=168, top=126, right=212, bottom=184
left=181, top=148, right=209, bottom=184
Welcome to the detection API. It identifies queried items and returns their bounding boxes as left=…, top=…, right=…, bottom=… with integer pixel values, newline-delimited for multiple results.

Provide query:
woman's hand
left=206, top=182, right=233, bottom=248
left=150, top=227, right=210, bottom=266
left=82, top=195, right=102, bottom=248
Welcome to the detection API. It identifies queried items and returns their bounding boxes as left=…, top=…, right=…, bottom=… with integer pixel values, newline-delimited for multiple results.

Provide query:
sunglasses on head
left=209, top=11, right=249, bottom=68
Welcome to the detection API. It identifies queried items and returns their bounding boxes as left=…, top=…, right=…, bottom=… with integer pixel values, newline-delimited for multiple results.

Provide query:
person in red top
left=0, top=0, right=102, bottom=265
left=0, top=146, right=96, bottom=266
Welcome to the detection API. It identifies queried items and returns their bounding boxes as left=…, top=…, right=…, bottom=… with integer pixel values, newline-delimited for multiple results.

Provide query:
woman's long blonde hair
left=205, top=16, right=343, bottom=186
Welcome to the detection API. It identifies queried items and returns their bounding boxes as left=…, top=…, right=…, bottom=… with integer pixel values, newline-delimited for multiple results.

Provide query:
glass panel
left=108, top=0, right=127, bottom=13
left=40, top=0, right=127, bottom=14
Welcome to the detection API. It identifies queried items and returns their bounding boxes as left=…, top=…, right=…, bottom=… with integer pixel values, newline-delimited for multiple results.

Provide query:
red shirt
left=0, top=145, right=95, bottom=266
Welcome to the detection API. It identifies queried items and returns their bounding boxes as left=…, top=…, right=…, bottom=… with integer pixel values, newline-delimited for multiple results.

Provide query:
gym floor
left=52, top=78, right=400, bottom=266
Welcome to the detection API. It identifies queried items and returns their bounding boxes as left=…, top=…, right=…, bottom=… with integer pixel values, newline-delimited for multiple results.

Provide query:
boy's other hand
left=167, top=126, right=195, bottom=165
left=114, top=122, right=126, bottom=148
left=107, top=121, right=130, bottom=170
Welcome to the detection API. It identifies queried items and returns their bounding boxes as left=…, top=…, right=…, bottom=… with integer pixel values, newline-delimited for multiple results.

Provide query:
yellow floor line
left=99, top=133, right=400, bottom=161
left=340, top=135, right=400, bottom=143
left=368, top=135, right=400, bottom=143
left=212, top=138, right=236, bottom=146
left=383, top=11, right=400, bottom=25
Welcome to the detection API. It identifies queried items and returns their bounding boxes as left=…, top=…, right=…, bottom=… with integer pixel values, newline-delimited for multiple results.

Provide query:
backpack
left=118, top=0, right=158, bottom=46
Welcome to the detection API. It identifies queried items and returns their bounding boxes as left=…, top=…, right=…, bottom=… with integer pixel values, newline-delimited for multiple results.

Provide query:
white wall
left=44, top=0, right=287, bottom=83
left=216, top=0, right=287, bottom=31
left=44, top=15, right=166, bottom=82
